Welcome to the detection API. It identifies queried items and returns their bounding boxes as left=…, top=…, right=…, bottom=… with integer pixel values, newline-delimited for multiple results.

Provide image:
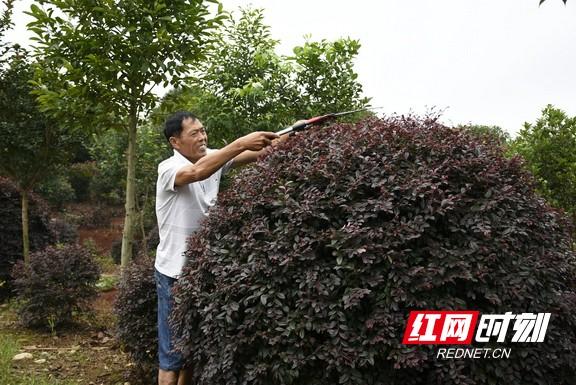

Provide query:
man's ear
left=169, top=136, right=178, bottom=149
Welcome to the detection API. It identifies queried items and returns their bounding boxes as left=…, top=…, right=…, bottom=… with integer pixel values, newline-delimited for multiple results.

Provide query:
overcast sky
left=5, top=0, right=576, bottom=135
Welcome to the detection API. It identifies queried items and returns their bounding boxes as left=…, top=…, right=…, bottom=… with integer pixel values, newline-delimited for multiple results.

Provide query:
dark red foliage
left=171, top=116, right=576, bottom=385
left=11, top=244, right=100, bottom=329
left=114, top=255, right=157, bottom=371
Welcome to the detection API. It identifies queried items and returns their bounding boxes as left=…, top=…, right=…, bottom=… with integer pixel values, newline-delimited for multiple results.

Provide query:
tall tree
left=0, top=51, right=73, bottom=263
left=0, top=0, right=15, bottom=38
left=192, top=7, right=301, bottom=145
left=291, top=38, right=369, bottom=117
left=28, top=0, right=224, bottom=268
left=511, top=105, right=576, bottom=224
left=152, top=8, right=370, bottom=148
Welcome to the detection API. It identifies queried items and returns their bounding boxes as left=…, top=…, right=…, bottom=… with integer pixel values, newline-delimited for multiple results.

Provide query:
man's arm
left=231, top=149, right=262, bottom=168
left=175, top=131, right=278, bottom=186
left=232, top=129, right=292, bottom=168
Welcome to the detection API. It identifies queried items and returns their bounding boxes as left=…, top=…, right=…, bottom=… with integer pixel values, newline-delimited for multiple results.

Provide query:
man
left=154, top=111, right=281, bottom=385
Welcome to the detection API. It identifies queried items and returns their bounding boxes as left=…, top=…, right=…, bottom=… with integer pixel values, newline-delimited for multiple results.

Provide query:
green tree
left=28, top=0, right=224, bottom=268
left=89, top=124, right=170, bottom=252
left=458, top=124, right=511, bottom=146
left=0, top=51, right=74, bottom=263
left=153, top=8, right=370, bottom=148
left=511, top=105, right=576, bottom=223
left=191, top=7, right=301, bottom=145
left=0, top=0, right=15, bottom=46
left=291, top=37, right=369, bottom=117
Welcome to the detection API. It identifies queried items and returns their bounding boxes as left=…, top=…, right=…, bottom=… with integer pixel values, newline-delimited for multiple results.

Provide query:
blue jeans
left=155, top=269, right=184, bottom=371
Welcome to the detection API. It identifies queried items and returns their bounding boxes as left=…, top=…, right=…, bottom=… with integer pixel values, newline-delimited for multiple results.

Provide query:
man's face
left=170, top=117, right=208, bottom=163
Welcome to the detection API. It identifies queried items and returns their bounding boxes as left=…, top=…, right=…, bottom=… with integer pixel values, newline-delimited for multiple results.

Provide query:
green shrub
left=0, top=177, right=56, bottom=301
left=36, top=174, right=76, bottom=208
left=114, top=255, right=157, bottom=374
left=68, top=162, right=98, bottom=202
left=171, top=116, right=576, bottom=385
left=11, top=244, right=100, bottom=329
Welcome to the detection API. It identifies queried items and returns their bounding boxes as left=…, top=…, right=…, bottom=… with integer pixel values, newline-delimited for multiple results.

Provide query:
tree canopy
left=151, top=8, right=370, bottom=148
left=511, top=105, right=576, bottom=222
left=0, top=40, right=77, bottom=261
left=28, top=0, right=224, bottom=267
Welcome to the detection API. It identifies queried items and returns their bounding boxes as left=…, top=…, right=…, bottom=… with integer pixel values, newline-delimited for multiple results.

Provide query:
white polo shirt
left=154, top=149, right=233, bottom=278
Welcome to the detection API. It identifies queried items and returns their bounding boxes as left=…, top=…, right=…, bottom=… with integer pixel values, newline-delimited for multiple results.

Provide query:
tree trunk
left=573, top=211, right=576, bottom=252
left=139, top=188, right=149, bottom=257
left=121, top=111, right=138, bottom=269
left=21, top=189, right=30, bottom=266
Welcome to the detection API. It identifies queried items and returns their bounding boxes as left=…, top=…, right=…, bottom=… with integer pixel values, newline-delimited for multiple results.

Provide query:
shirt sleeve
left=221, top=158, right=234, bottom=176
left=157, top=161, right=183, bottom=193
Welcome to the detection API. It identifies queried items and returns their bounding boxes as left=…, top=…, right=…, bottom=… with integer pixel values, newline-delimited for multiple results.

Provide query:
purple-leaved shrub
left=171, top=116, right=576, bottom=385
left=114, top=255, right=158, bottom=374
left=12, top=244, right=100, bottom=329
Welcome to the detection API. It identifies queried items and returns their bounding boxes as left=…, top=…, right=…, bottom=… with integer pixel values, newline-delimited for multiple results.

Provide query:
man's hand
left=232, top=131, right=283, bottom=167
left=238, top=131, right=280, bottom=152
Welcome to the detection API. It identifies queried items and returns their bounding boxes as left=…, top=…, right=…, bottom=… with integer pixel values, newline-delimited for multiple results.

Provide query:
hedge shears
left=276, top=107, right=383, bottom=136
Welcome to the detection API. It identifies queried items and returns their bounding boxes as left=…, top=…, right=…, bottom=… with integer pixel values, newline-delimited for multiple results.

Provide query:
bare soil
left=2, top=292, right=132, bottom=385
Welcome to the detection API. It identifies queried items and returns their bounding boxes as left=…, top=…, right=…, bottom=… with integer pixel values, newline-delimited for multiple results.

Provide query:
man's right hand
left=238, top=131, right=280, bottom=152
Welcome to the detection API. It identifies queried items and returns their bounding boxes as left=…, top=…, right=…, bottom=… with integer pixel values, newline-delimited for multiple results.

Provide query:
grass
left=0, top=334, right=17, bottom=385
left=0, top=334, right=79, bottom=385
left=94, top=253, right=118, bottom=276
left=95, top=274, right=119, bottom=292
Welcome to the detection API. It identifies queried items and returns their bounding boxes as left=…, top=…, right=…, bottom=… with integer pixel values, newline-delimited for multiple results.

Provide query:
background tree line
left=0, top=1, right=370, bottom=271
left=1, top=0, right=574, bottom=271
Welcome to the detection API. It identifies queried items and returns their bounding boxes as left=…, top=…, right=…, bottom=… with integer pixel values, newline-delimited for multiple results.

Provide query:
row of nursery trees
left=1, top=0, right=574, bottom=280
left=0, top=0, right=370, bottom=270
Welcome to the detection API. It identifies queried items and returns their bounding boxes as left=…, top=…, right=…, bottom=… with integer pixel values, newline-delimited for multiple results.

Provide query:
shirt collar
left=173, top=149, right=193, bottom=164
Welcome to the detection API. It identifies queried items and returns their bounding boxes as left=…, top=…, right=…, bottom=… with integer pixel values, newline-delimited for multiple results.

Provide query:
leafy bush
left=49, top=217, right=78, bottom=244
left=68, top=162, right=98, bottom=202
left=36, top=174, right=76, bottom=208
left=0, top=177, right=56, bottom=301
left=171, top=116, right=576, bottom=385
left=457, top=124, right=510, bottom=146
left=77, top=203, right=122, bottom=229
left=114, top=255, right=157, bottom=373
left=11, top=244, right=100, bottom=329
